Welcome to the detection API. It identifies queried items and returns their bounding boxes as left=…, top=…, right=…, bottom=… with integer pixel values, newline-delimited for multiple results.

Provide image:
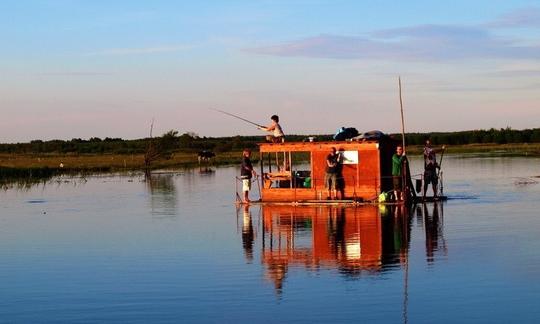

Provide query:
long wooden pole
left=399, top=77, right=412, bottom=201
left=437, top=147, right=446, bottom=178
left=398, top=77, right=406, bottom=152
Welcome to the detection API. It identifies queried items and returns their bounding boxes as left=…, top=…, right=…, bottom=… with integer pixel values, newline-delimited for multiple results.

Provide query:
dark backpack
left=333, top=127, right=359, bottom=141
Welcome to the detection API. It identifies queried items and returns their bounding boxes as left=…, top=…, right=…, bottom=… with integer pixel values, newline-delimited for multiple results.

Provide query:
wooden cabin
left=258, top=138, right=397, bottom=202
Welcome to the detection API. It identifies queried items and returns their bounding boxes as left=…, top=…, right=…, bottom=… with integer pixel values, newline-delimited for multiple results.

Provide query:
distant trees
left=144, top=130, right=180, bottom=170
left=402, top=127, right=540, bottom=146
left=1, top=128, right=540, bottom=155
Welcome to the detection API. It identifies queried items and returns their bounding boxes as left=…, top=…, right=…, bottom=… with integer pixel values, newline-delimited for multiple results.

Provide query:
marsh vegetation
left=1, top=128, right=539, bottom=182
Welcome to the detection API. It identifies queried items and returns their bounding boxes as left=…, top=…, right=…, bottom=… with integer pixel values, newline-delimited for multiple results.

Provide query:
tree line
left=403, top=127, right=540, bottom=146
left=1, top=127, right=539, bottom=155
left=0, top=132, right=324, bottom=155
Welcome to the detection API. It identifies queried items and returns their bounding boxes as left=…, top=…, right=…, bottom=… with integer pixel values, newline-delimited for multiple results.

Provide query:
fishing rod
left=211, top=108, right=264, bottom=128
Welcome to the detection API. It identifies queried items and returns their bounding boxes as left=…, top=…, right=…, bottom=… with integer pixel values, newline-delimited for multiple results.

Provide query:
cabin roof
left=258, top=140, right=381, bottom=153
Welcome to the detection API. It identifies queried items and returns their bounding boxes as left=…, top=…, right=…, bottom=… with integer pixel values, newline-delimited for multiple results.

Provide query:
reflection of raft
left=245, top=204, right=417, bottom=293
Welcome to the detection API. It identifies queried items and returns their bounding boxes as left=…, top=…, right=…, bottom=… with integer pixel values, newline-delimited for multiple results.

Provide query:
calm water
left=1, top=156, right=540, bottom=323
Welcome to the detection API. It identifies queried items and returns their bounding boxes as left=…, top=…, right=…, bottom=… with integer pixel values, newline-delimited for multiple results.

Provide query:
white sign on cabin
left=341, top=151, right=358, bottom=164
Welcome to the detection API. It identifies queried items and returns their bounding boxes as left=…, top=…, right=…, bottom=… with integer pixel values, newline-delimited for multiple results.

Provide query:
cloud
left=486, top=7, right=540, bottom=28
left=37, top=72, right=112, bottom=76
left=429, top=83, right=540, bottom=92
left=246, top=25, right=540, bottom=61
left=480, top=69, right=540, bottom=78
left=246, top=7, right=540, bottom=62
left=86, top=45, right=193, bottom=56
left=247, top=34, right=394, bottom=60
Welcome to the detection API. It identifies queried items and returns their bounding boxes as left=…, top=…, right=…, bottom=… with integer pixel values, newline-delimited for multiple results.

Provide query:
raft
left=236, top=138, right=446, bottom=205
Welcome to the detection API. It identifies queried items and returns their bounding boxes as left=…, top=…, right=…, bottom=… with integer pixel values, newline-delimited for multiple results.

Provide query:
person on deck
left=392, top=145, right=407, bottom=202
left=325, top=147, right=338, bottom=200
left=258, top=115, right=284, bottom=143
left=335, top=148, right=345, bottom=200
left=240, top=149, right=257, bottom=203
left=423, top=139, right=446, bottom=199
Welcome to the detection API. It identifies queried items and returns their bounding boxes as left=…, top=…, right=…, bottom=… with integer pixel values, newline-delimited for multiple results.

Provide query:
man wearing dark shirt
left=325, top=147, right=338, bottom=199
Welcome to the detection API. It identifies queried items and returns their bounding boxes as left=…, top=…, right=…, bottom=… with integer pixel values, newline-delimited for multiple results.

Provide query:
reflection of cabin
left=258, top=140, right=396, bottom=202
left=257, top=205, right=413, bottom=291
left=261, top=205, right=383, bottom=290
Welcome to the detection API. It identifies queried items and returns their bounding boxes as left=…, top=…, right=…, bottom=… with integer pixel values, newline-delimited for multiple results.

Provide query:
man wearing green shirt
left=392, top=145, right=406, bottom=202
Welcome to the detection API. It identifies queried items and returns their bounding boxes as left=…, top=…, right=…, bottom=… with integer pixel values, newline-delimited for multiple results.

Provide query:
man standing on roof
left=258, top=115, right=284, bottom=143
left=240, top=149, right=257, bottom=203
left=423, top=139, right=446, bottom=199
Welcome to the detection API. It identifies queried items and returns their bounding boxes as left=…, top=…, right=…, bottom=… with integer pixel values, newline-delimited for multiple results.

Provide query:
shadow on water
left=237, top=203, right=446, bottom=294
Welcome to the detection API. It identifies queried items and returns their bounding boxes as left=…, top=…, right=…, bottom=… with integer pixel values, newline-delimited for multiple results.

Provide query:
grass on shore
left=1, top=143, right=539, bottom=173
left=407, top=142, right=540, bottom=156
left=0, top=151, right=242, bottom=171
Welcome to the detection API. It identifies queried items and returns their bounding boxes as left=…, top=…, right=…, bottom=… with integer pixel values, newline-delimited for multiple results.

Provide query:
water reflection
left=381, top=205, right=411, bottom=271
left=418, top=202, right=447, bottom=263
left=0, top=174, right=90, bottom=191
left=0, top=167, right=57, bottom=190
left=145, top=173, right=178, bottom=217
left=198, top=165, right=216, bottom=175
left=240, top=205, right=256, bottom=263
left=238, top=203, right=446, bottom=293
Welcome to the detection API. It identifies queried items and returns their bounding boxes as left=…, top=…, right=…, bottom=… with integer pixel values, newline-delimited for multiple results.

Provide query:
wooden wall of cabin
left=311, top=146, right=381, bottom=200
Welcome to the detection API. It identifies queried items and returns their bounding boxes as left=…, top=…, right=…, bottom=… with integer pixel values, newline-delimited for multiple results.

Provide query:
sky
left=1, top=0, right=539, bottom=143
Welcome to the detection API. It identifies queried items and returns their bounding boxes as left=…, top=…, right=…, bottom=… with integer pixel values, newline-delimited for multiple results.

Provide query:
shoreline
left=1, top=143, right=539, bottom=173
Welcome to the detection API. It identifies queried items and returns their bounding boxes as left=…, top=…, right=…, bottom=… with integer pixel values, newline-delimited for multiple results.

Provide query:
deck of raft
left=237, top=196, right=447, bottom=206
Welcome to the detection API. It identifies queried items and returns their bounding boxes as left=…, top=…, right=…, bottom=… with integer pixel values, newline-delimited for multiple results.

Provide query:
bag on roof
left=333, top=127, right=359, bottom=141
left=358, top=130, right=386, bottom=140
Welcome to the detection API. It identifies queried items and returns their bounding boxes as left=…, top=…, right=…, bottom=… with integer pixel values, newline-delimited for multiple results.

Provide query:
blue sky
left=1, top=0, right=539, bottom=142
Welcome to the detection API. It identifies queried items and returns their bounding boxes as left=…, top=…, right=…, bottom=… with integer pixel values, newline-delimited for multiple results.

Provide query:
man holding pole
left=240, top=149, right=257, bottom=203
left=392, top=145, right=407, bottom=202
left=423, top=139, right=446, bottom=199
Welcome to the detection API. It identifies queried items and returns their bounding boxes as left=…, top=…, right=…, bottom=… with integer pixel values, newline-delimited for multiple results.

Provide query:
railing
left=259, top=173, right=385, bottom=201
